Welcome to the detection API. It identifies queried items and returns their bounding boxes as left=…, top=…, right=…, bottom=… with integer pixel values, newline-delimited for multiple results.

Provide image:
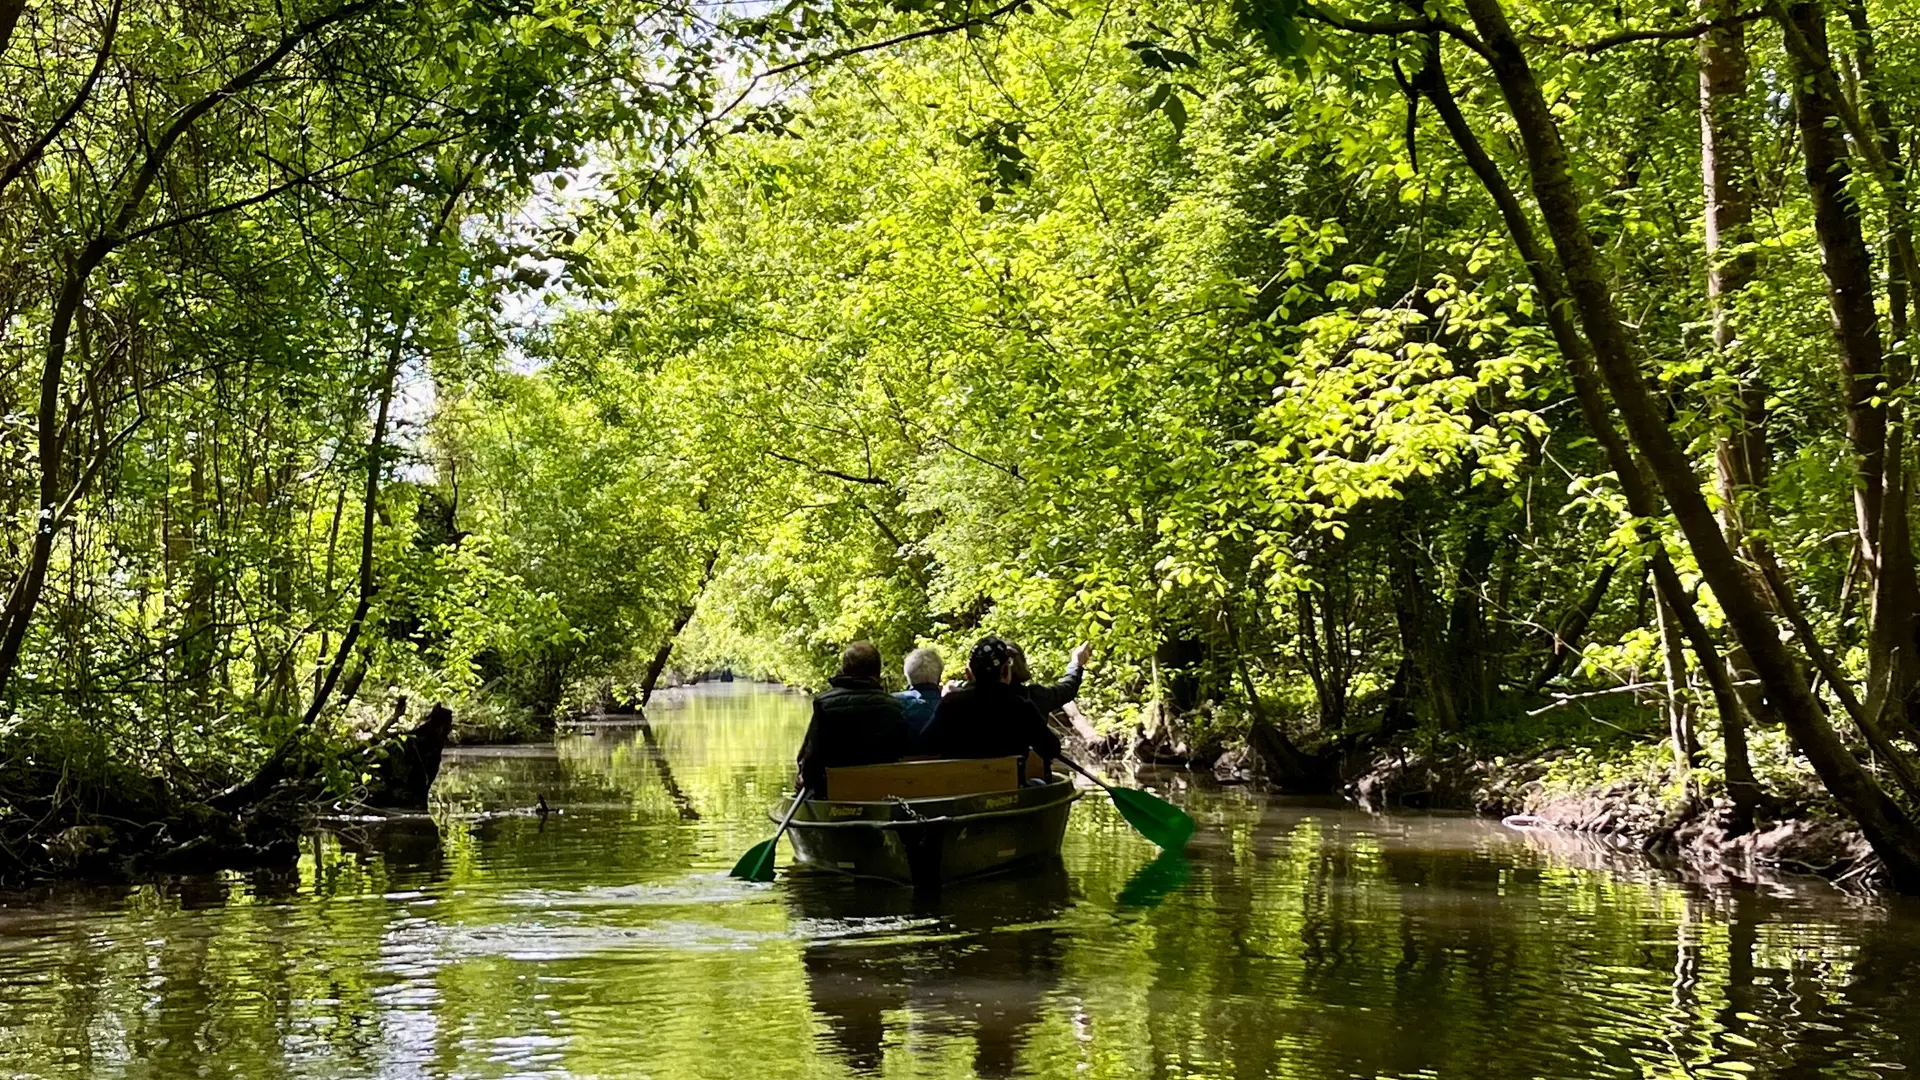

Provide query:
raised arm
left=1027, top=643, right=1092, bottom=714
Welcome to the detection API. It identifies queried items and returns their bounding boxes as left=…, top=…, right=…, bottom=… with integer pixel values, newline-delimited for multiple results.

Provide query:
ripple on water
left=1, top=685, right=1918, bottom=1080
left=501, top=874, right=773, bottom=910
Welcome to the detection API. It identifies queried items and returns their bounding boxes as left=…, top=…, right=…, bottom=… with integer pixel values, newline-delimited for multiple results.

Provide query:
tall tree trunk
left=0, top=253, right=107, bottom=695
left=1786, top=1, right=1886, bottom=563
left=640, top=551, right=718, bottom=707
left=1224, top=605, right=1328, bottom=791
left=303, top=172, right=471, bottom=728
left=265, top=458, right=298, bottom=717
left=183, top=438, right=215, bottom=710
left=1458, top=0, right=1920, bottom=885
left=1657, top=588, right=1699, bottom=770
left=1532, top=560, right=1614, bottom=692
left=1844, top=0, right=1911, bottom=345
left=1700, top=2, right=1766, bottom=535
left=1444, top=516, right=1496, bottom=724
left=1296, top=593, right=1338, bottom=728
left=1388, top=517, right=1454, bottom=728
left=1844, top=0, right=1920, bottom=743
left=301, top=336, right=401, bottom=727
left=1415, top=36, right=1760, bottom=831
left=1697, top=0, right=1767, bottom=802
left=532, top=652, right=570, bottom=735
left=1781, top=0, right=1920, bottom=741
left=0, top=2, right=375, bottom=697
left=1451, top=7, right=1920, bottom=865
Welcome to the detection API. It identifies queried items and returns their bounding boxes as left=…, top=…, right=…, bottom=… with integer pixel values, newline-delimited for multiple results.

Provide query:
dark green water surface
left=4, top=684, right=1919, bottom=1079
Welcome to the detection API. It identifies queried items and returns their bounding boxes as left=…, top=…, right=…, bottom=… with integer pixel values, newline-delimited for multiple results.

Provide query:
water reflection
left=327, top=816, right=446, bottom=886
left=789, top=865, right=1070, bottom=1076
left=0, top=684, right=1919, bottom=1080
left=1116, top=851, right=1190, bottom=909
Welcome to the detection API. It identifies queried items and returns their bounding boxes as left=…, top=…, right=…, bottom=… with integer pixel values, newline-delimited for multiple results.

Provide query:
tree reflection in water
left=787, top=861, right=1072, bottom=1077
left=8, top=688, right=1920, bottom=1080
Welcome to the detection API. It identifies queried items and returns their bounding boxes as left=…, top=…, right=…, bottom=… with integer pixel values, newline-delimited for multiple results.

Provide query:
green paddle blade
left=729, top=837, right=778, bottom=882
left=1108, top=786, right=1196, bottom=852
left=731, top=788, right=809, bottom=882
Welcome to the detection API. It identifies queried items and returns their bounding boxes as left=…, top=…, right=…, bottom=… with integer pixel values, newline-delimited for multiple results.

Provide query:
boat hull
left=775, top=779, right=1079, bottom=886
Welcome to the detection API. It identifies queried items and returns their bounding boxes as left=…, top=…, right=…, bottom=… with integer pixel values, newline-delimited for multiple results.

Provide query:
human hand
left=1069, top=642, right=1093, bottom=668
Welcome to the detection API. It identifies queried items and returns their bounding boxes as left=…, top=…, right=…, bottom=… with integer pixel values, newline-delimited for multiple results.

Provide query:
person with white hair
left=893, top=646, right=945, bottom=745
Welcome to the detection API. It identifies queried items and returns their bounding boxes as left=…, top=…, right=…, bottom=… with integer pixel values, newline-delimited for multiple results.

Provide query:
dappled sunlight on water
left=1, top=683, right=1917, bottom=1079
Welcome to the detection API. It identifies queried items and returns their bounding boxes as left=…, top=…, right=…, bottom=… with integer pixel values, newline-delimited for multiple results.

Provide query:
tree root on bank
left=0, top=784, right=311, bottom=885
left=0, top=705, right=454, bottom=888
left=1350, top=747, right=1887, bottom=891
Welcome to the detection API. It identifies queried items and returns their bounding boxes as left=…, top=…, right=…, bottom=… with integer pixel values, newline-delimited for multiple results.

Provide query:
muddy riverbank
left=1342, top=747, right=1882, bottom=890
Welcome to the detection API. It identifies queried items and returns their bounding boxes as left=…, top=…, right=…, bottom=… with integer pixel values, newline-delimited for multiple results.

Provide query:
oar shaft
left=766, top=784, right=810, bottom=850
left=1060, top=755, right=1195, bottom=853
left=1059, top=755, right=1114, bottom=794
left=776, top=785, right=810, bottom=830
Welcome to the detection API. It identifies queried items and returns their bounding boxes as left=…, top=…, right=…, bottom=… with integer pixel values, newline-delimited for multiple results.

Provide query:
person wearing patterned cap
left=920, top=635, right=1061, bottom=777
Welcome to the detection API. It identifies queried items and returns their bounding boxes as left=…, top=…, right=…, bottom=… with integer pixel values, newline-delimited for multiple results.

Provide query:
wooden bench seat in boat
left=825, top=756, right=1023, bottom=801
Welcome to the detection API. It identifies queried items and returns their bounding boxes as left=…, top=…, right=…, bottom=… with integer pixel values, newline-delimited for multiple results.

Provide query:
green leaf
left=1163, top=93, right=1188, bottom=136
left=1233, top=0, right=1304, bottom=57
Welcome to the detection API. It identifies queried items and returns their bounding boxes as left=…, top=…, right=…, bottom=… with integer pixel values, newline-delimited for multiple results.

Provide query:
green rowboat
left=771, top=778, right=1079, bottom=886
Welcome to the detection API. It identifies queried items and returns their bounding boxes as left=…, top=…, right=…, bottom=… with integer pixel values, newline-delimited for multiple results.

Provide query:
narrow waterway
left=2, top=684, right=1917, bottom=1079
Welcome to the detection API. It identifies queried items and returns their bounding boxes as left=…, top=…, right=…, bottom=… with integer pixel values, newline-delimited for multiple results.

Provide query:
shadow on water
left=633, top=709, right=703, bottom=821
left=786, top=862, right=1073, bottom=1078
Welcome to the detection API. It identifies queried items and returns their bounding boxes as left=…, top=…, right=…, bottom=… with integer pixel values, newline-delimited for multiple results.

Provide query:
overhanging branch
left=1572, top=8, right=1763, bottom=53
left=1301, top=3, right=1492, bottom=62
left=0, top=0, right=120, bottom=201
left=759, top=0, right=1028, bottom=79
left=766, top=449, right=890, bottom=486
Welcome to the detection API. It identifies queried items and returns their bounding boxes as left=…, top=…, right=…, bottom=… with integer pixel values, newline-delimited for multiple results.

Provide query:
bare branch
left=1573, top=9, right=1763, bottom=54
left=666, top=0, right=1033, bottom=180
left=760, top=0, right=1029, bottom=79
left=1301, top=3, right=1435, bottom=35
left=1300, top=3, right=1492, bottom=61
left=766, top=449, right=890, bottom=486
left=117, top=130, right=461, bottom=246
left=103, top=0, right=382, bottom=250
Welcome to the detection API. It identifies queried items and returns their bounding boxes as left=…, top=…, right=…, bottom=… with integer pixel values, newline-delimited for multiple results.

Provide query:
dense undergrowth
left=7, top=0, right=1920, bottom=886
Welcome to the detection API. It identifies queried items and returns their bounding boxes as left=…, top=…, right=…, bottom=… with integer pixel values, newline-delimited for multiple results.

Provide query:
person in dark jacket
left=892, top=646, right=944, bottom=746
left=1010, top=641, right=1093, bottom=715
left=796, top=641, right=908, bottom=792
left=923, top=636, right=1061, bottom=773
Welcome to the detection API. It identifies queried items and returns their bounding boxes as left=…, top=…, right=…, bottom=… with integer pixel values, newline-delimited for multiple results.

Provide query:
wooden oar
left=1060, top=757, right=1195, bottom=852
left=730, top=785, right=810, bottom=882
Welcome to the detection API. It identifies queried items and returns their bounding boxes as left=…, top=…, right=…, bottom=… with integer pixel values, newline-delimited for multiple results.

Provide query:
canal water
left=2, top=683, right=1917, bottom=1079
